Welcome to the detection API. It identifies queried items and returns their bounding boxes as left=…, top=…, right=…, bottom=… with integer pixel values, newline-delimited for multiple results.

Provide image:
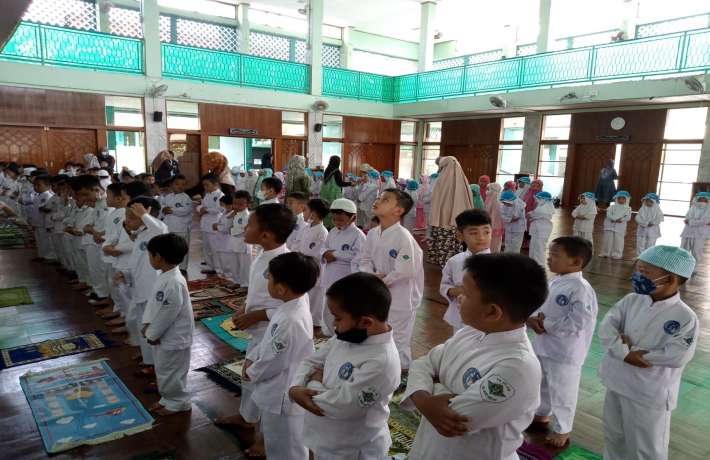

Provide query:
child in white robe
left=358, top=170, right=380, bottom=226
left=285, top=192, right=308, bottom=250
left=244, top=252, right=317, bottom=460
left=47, top=177, right=69, bottom=268
left=527, top=236, right=598, bottom=447
left=228, top=191, right=252, bottom=286
left=403, top=180, right=419, bottom=232
left=144, top=233, right=194, bottom=416
left=297, top=199, right=329, bottom=327
left=598, top=245, right=698, bottom=460
left=196, top=174, right=224, bottom=275
left=526, top=190, right=554, bottom=266
left=402, top=253, right=547, bottom=460
left=31, top=175, right=55, bottom=261
left=422, top=173, right=437, bottom=240
left=500, top=190, right=526, bottom=253
left=515, top=176, right=531, bottom=198
left=214, top=194, right=237, bottom=279
left=601, top=190, right=632, bottom=259
left=680, top=191, right=710, bottom=271
left=162, top=175, right=194, bottom=272
left=635, top=192, right=663, bottom=255
left=289, top=272, right=400, bottom=459
left=440, top=209, right=491, bottom=333
left=320, top=198, right=366, bottom=336
left=258, top=177, right=282, bottom=205
left=571, top=192, right=597, bottom=247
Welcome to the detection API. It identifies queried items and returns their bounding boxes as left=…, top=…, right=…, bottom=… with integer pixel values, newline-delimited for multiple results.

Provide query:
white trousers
left=235, top=252, right=252, bottom=286
left=261, top=411, right=308, bottom=460
left=154, top=345, right=191, bottom=411
left=110, top=270, right=132, bottom=316
left=51, top=234, right=67, bottom=267
left=71, top=238, right=89, bottom=283
left=504, top=231, right=524, bottom=253
left=682, top=237, right=706, bottom=270
left=62, top=234, right=76, bottom=271
left=601, top=230, right=625, bottom=259
left=201, top=231, right=217, bottom=270
left=35, top=228, right=55, bottom=259
left=528, top=236, right=549, bottom=266
left=603, top=390, right=670, bottom=460
left=172, top=231, right=190, bottom=271
left=217, top=250, right=237, bottom=282
left=239, top=340, right=261, bottom=424
left=85, top=244, right=109, bottom=298
left=636, top=235, right=658, bottom=256
left=535, top=357, right=582, bottom=434
left=389, top=306, right=416, bottom=369
left=573, top=230, right=594, bottom=250
left=308, top=285, right=325, bottom=327
left=128, top=301, right=154, bottom=365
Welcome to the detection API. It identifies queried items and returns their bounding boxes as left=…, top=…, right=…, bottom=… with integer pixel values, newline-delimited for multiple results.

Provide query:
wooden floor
left=0, top=209, right=708, bottom=459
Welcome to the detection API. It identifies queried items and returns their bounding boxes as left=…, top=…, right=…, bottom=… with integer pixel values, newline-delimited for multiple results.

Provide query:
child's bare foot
left=545, top=431, right=570, bottom=447
left=245, top=433, right=265, bottom=458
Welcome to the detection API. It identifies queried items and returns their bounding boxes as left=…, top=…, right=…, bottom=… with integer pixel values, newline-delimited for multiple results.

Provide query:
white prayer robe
left=358, top=223, right=424, bottom=368
left=297, top=222, right=328, bottom=325
left=598, top=292, right=698, bottom=460
left=32, top=190, right=55, bottom=259
left=531, top=272, right=598, bottom=433
left=601, top=203, right=632, bottom=259
left=402, top=326, right=541, bottom=460
left=197, top=189, right=224, bottom=270
left=357, top=181, right=379, bottom=223
left=527, top=200, right=554, bottom=266
left=403, top=189, right=418, bottom=232
left=71, top=205, right=94, bottom=283
left=214, top=210, right=234, bottom=277
left=84, top=199, right=110, bottom=297
left=680, top=201, right=710, bottom=268
left=440, top=249, right=491, bottom=332
left=228, top=209, right=252, bottom=285
left=635, top=203, right=663, bottom=255
left=145, top=267, right=194, bottom=412
left=246, top=295, right=314, bottom=460
left=291, top=332, right=401, bottom=459
left=500, top=199, right=526, bottom=253
left=47, top=194, right=67, bottom=265
left=286, top=212, right=306, bottom=250
left=571, top=201, right=597, bottom=243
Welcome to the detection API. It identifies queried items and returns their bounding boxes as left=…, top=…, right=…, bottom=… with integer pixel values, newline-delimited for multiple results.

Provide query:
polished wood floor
left=0, top=210, right=707, bottom=459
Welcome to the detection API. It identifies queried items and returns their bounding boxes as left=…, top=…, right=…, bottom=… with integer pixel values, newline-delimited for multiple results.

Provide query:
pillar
left=413, top=120, right=425, bottom=179
left=308, top=0, right=324, bottom=95
left=239, top=2, right=250, bottom=54
left=521, top=113, right=543, bottom=175
left=98, top=3, right=110, bottom=33
left=697, top=106, right=710, bottom=182
left=141, top=0, right=161, bottom=79
left=619, top=0, right=640, bottom=40
left=143, top=97, right=168, bottom=170
left=536, top=0, right=552, bottom=53
left=340, top=26, right=353, bottom=69
left=502, top=24, right=518, bottom=59
left=307, top=110, right=323, bottom=167
left=417, top=1, right=437, bottom=72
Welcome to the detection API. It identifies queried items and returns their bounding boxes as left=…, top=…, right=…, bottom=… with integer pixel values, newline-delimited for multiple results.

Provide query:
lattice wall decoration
left=176, top=17, right=238, bottom=52
left=294, top=39, right=307, bottom=63
left=433, top=57, right=464, bottom=70
left=322, top=44, right=341, bottom=67
left=516, top=43, right=537, bottom=56
left=22, top=0, right=97, bottom=31
left=108, top=7, right=142, bottom=38
left=637, top=14, right=710, bottom=38
left=250, top=31, right=290, bottom=61
left=159, top=15, right=172, bottom=42
left=468, top=49, right=503, bottom=64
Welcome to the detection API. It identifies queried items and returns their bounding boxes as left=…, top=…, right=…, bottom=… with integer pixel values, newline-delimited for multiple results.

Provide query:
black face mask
left=335, top=327, right=368, bottom=344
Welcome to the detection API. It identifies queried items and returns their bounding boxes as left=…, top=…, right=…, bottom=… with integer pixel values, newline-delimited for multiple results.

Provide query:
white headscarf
left=686, top=195, right=710, bottom=222
left=636, top=199, right=664, bottom=226
left=534, top=197, right=555, bottom=220
left=607, top=196, right=631, bottom=221
left=84, top=153, right=100, bottom=169
left=575, top=194, right=598, bottom=216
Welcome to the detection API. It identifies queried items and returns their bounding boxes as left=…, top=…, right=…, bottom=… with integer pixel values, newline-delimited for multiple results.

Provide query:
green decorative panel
left=522, top=48, right=591, bottom=86
left=684, top=29, right=710, bottom=70
left=465, top=59, right=521, bottom=93
left=323, top=67, right=360, bottom=98
left=416, top=67, right=464, bottom=99
left=241, top=55, right=309, bottom=93
left=1, top=23, right=41, bottom=62
left=592, top=35, right=682, bottom=78
left=392, top=74, right=418, bottom=102
left=162, top=43, right=240, bottom=83
left=358, top=73, right=394, bottom=102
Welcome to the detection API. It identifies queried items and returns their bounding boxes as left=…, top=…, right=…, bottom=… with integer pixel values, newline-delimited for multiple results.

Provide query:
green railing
left=161, top=42, right=310, bottom=94
left=0, top=21, right=144, bottom=73
left=322, top=67, right=394, bottom=102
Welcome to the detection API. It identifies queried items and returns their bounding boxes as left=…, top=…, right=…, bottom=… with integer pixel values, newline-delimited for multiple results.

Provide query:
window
left=400, top=121, right=416, bottom=143
left=166, top=101, right=199, bottom=131
left=422, top=145, right=440, bottom=176
left=105, top=96, right=143, bottom=128
left=398, top=145, right=415, bottom=180
left=664, top=107, right=708, bottom=140
left=424, top=122, right=442, bottom=142
left=501, top=117, right=525, bottom=141
left=538, top=114, right=572, bottom=198
left=322, top=115, right=343, bottom=139
left=323, top=142, right=343, bottom=165
left=282, top=111, right=306, bottom=137
left=542, top=114, right=572, bottom=141
left=107, top=130, right=146, bottom=174
left=497, top=144, right=523, bottom=185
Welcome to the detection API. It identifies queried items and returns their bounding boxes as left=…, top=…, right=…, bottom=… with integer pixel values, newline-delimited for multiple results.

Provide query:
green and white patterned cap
left=638, top=245, right=696, bottom=279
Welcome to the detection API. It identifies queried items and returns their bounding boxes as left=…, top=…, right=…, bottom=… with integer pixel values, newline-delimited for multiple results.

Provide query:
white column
left=143, top=97, right=168, bottom=169
left=238, top=2, right=250, bottom=54
left=307, top=110, right=323, bottom=167
left=413, top=120, right=425, bottom=179
left=619, top=0, right=640, bottom=39
left=417, top=1, right=437, bottom=72
left=141, top=0, right=162, bottom=79
left=697, top=107, right=710, bottom=182
left=308, top=0, right=324, bottom=96
left=502, top=24, right=518, bottom=58
left=521, top=113, right=543, bottom=174
left=340, top=26, right=353, bottom=69
left=536, top=0, right=552, bottom=53
left=98, top=3, right=111, bottom=33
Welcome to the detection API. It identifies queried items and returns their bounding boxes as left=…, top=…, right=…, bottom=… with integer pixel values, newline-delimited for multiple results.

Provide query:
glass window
left=107, top=130, right=146, bottom=174
left=422, top=145, right=440, bottom=176
left=657, top=143, right=702, bottom=216
left=166, top=101, right=199, bottom=131
left=323, top=142, right=342, bottom=165
left=401, top=121, right=416, bottom=143
left=664, top=108, right=708, bottom=140
left=105, top=96, right=143, bottom=128
left=424, top=122, right=442, bottom=142
left=537, top=144, right=569, bottom=198
left=282, top=111, right=306, bottom=137
left=249, top=7, right=307, bottom=35
left=322, top=115, right=343, bottom=139
left=542, top=114, right=571, bottom=141
left=501, top=117, right=525, bottom=141
left=497, top=144, right=522, bottom=184
left=398, top=145, right=415, bottom=180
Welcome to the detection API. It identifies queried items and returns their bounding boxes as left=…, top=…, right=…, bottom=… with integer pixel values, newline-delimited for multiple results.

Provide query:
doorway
left=208, top=136, right=273, bottom=172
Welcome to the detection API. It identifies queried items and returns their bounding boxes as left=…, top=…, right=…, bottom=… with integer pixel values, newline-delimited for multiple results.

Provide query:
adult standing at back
left=595, top=160, right=618, bottom=209
left=320, top=156, right=352, bottom=228
left=285, top=155, right=311, bottom=196
left=152, top=150, right=180, bottom=184
left=427, top=156, right=474, bottom=266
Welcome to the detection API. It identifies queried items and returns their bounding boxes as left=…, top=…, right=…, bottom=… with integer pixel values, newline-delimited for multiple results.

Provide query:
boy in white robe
left=258, top=177, right=282, bottom=205
left=358, top=170, right=380, bottom=226
left=402, top=253, right=547, bottom=460
left=228, top=191, right=252, bottom=286
left=358, top=188, right=423, bottom=371
left=527, top=191, right=554, bottom=266
left=82, top=190, right=111, bottom=302
left=440, top=209, right=492, bottom=333
left=66, top=176, right=101, bottom=291
left=297, top=198, right=329, bottom=327
left=500, top=190, right=526, bottom=253
left=94, top=183, right=128, bottom=316
left=47, top=177, right=69, bottom=268
left=289, top=272, right=401, bottom=459
left=320, top=198, right=366, bottom=336
left=600, top=190, right=632, bottom=259
left=214, top=195, right=235, bottom=279
left=196, top=173, right=224, bottom=275
left=680, top=192, right=710, bottom=271
left=598, top=245, right=698, bottom=460
left=403, top=180, right=419, bottom=232
left=31, top=175, right=55, bottom=261
left=527, top=236, right=598, bottom=447
left=244, top=252, right=317, bottom=460
left=635, top=192, right=663, bottom=256
left=571, top=192, right=597, bottom=247
left=162, top=175, right=194, bottom=273
left=285, top=192, right=308, bottom=250
left=144, top=233, right=194, bottom=416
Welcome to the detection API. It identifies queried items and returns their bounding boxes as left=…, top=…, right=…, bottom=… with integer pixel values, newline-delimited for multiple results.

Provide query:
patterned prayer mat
left=0, top=286, right=33, bottom=308
left=193, top=299, right=236, bottom=321
left=187, top=277, right=243, bottom=292
left=20, top=358, right=154, bottom=453
left=555, top=445, right=602, bottom=460
left=0, top=331, right=113, bottom=370
left=190, top=286, right=245, bottom=303
left=200, top=314, right=251, bottom=352
left=0, top=219, right=34, bottom=249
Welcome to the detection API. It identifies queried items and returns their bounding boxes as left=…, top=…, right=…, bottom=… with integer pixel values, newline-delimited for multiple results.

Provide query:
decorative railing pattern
left=0, top=22, right=144, bottom=73
left=322, top=67, right=394, bottom=102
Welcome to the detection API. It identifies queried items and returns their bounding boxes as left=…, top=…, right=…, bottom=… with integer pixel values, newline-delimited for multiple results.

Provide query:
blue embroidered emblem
left=237, top=218, right=243, bottom=224
left=175, top=202, right=182, bottom=208
left=271, top=323, right=278, bottom=336
left=113, top=217, right=120, bottom=224
left=341, top=244, right=350, bottom=251
left=263, top=268, right=269, bottom=279
left=556, top=295, right=569, bottom=306
left=309, top=242, right=316, bottom=249
left=139, top=241, right=148, bottom=251
left=338, top=362, right=354, bottom=380
left=156, top=291, right=164, bottom=302
left=664, top=320, right=680, bottom=335
left=389, top=249, right=398, bottom=258
left=213, top=196, right=218, bottom=202
left=462, top=367, right=482, bottom=389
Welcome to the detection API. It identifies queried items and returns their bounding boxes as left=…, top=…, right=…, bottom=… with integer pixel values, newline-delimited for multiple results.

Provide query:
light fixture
left=683, top=77, right=705, bottom=93
left=559, top=92, right=578, bottom=102
left=489, top=96, right=508, bottom=108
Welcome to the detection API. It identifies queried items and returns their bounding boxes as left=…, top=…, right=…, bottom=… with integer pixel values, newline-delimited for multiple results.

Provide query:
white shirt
left=358, top=223, right=424, bottom=311
left=297, top=222, right=328, bottom=260
left=260, top=197, right=280, bottom=206
left=527, top=200, right=554, bottom=237
left=571, top=202, right=597, bottom=233
left=603, top=203, right=632, bottom=234
left=144, top=266, right=194, bottom=350
left=101, top=208, right=126, bottom=264
left=30, top=190, right=53, bottom=228
left=321, top=223, right=366, bottom=290
left=198, top=189, right=224, bottom=232
left=635, top=203, right=663, bottom=239
left=163, top=192, right=194, bottom=233
left=82, top=199, right=109, bottom=246
left=598, top=292, right=698, bottom=410
left=246, top=295, right=314, bottom=415
left=440, top=249, right=491, bottom=330
left=286, top=212, right=306, bottom=250
left=47, top=195, right=67, bottom=234
left=127, top=214, right=168, bottom=303
left=532, top=272, right=598, bottom=366
left=73, top=205, right=94, bottom=244
left=112, top=223, right=135, bottom=270
left=214, top=210, right=233, bottom=252
left=291, top=331, right=401, bottom=456
left=402, top=326, right=541, bottom=460
left=229, top=209, right=251, bottom=254
left=500, top=199, right=527, bottom=233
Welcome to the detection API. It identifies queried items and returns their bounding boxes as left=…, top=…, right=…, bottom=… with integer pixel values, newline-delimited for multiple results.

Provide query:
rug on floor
left=0, top=286, right=33, bottom=308
left=555, top=445, right=602, bottom=459
left=200, top=314, right=251, bottom=352
left=192, top=299, right=237, bottom=321
left=0, top=220, right=34, bottom=249
left=190, top=286, right=245, bottom=303
left=20, top=358, right=154, bottom=453
left=0, top=331, right=114, bottom=370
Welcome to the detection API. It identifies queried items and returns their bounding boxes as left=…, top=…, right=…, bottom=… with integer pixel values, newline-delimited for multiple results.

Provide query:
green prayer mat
left=555, top=445, right=602, bottom=459
left=0, top=287, right=33, bottom=308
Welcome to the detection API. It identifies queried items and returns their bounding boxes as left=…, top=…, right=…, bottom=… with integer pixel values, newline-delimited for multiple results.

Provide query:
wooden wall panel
left=441, top=144, right=498, bottom=184
left=343, top=143, right=395, bottom=175
left=199, top=103, right=282, bottom=138
left=619, top=143, right=662, bottom=205
left=566, top=143, right=616, bottom=205
left=0, top=86, right=104, bottom=128
left=46, top=128, right=98, bottom=172
left=343, top=116, right=400, bottom=144
left=570, top=109, right=668, bottom=144
left=0, top=126, right=44, bottom=165
left=441, top=118, right=501, bottom=145
left=273, top=138, right=305, bottom=171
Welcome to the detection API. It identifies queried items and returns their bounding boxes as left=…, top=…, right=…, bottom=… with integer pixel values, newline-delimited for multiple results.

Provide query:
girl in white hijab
left=484, top=182, right=504, bottom=252
left=681, top=191, right=710, bottom=269
left=600, top=190, right=632, bottom=259
left=571, top=192, right=598, bottom=247
left=635, top=192, right=664, bottom=255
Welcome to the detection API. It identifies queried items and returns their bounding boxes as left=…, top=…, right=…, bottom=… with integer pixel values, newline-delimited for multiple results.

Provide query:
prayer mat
left=0, top=331, right=113, bottom=370
left=190, top=286, right=242, bottom=303
left=388, top=402, right=420, bottom=455
left=555, top=445, right=602, bottom=460
left=217, top=294, right=247, bottom=311
left=200, top=314, right=251, bottom=352
left=0, top=286, right=33, bottom=308
left=187, top=277, right=228, bottom=291
left=20, top=358, right=154, bottom=453
left=192, top=299, right=237, bottom=321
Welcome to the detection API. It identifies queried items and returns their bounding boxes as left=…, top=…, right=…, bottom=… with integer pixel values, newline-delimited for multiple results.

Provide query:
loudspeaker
left=314, top=123, right=322, bottom=132
left=153, top=111, right=163, bottom=122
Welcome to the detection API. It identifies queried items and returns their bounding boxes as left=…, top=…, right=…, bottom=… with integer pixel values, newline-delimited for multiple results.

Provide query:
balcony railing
left=0, top=22, right=143, bottom=73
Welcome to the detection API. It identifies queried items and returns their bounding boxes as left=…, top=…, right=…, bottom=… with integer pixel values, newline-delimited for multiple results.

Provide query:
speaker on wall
left=153, top=111, right=163, bottom=122
left=314, top=123, right=322, bottom=132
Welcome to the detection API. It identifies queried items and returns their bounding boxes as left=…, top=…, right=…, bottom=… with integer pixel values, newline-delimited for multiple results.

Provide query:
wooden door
left=0, top=126, right=45, bottom=167
left=443, top=144, right=498, bottom=184
left=47, top=128, right=98, bottom=173
left=169, top=133, right=201, bottom=188
left=273, top=138, right=304, bottom=171
left=567, top=143, right=616, bottom=205
left=618, top=143, right=662, bottom=205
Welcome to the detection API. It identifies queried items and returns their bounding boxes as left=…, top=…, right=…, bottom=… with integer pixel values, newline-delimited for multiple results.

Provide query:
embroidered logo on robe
left=270, top=323, right=279, bottom=336
left=480, top=374, right=515, bottom=403
left=357, top=387, right=379, bottom=407
left=389, top=249, right=398, bottom=258
left=338, top=362, right=354, bottom=380
left=663, top=320, right=680, bottom=335
left=113, top=217, right=120, bottom=224
left=237, top=218, right=243, bottom=224
left=684, top=336, right=694, bottom=346
left=309, top=242, right=316, bottom=249
left=555, top=295, right=569, bottom=306
left=175, top=203, right=182, bottom=208
left=139, top=241, right=148, bottom=250
left=341, top=244, right=350, bottom=251
left=272, top=339, right=287, bottom=354
left=263, top=268, right=269, bottom=279
left=401, top=254, right=410, bottom=261
left=156, top=291, right=164, bottom=302
left=213, top=196, right=218, bottom=202
left=462, top=367, right=482, bottom=389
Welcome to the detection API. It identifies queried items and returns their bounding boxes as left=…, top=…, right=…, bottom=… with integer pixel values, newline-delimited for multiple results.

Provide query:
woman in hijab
left=594, top=159, right=618, bottom=208
left=503, top=180, right=517, bottom=193
left=478, top=175, right=490, bottom=202
left=286, top=155, right=311, bottom=196
left=523, top=179, right=544, bottom=213
left=485, top=182, right=505, bottom=252
left=470, top=184, right=485, bottom=210
left=205, top=151, right=235, bottom=194
left=428, top=156, right=474, bottom=266
left=320, top=156, right=352, bottom=228
left=152, top=150, right=180, bottom=184
left=84, top=153, right=100, bottom=169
